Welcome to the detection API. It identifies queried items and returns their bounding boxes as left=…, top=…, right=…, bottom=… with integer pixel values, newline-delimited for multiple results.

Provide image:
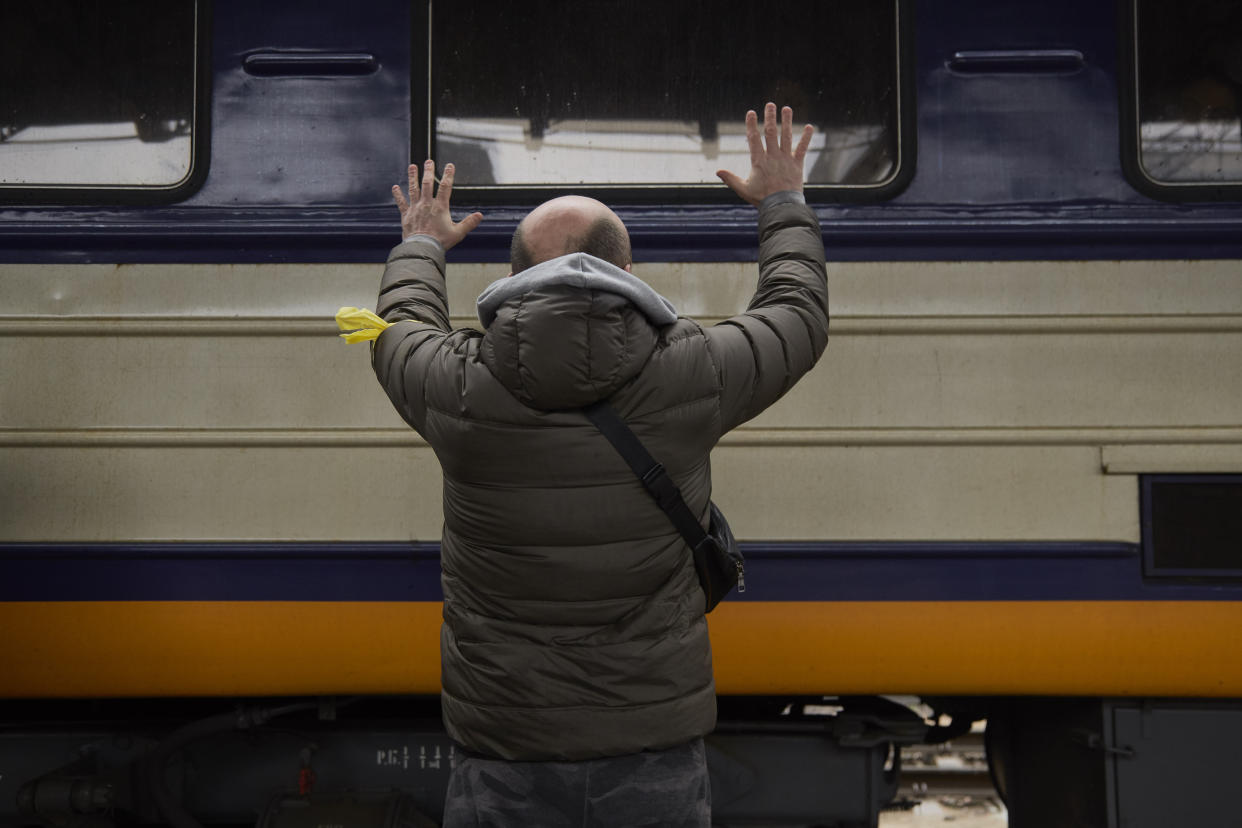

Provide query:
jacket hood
left=476, top=253, right=677, bottom=328
left=476, top=253, right=679, bottom=410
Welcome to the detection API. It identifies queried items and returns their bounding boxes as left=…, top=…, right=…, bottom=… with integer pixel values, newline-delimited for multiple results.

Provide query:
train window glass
left=1144, top=476, right=1242, bottom=577
left=0, top=1, right=202, bottom=201
left=1132, top=0, right=1242, bottom=190
left=422, top=1, right=906, bottom=201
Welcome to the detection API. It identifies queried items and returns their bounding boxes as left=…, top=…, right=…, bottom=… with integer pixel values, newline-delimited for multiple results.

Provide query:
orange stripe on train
left=2, top=601, right=1241, bottom=699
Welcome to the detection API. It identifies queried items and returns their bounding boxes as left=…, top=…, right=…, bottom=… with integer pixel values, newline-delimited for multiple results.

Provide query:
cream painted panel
left=3, top=327, right=1238, bottom=432
left=825, top=260, right=1242, bottom=318
left=1, top=444, right=1134, bottom=544
left=0, top=334, right=402, bottom=429
left=391, top=258, right=1242, bottom=321
left=2, top=260, right=1240, bottom=320
left=711, top=445, right=1138, bottom=543
left=4, top=259, right=1239, bottom=433
left=0, top=262, right=503, bottom=319
left=0, top=446, right=445, bottom=541
left=0, top=258, right=1231, bottom=546
left=1102, top=444, right=1242, bottom=473
left=751, top=329, right=1242, bottom=429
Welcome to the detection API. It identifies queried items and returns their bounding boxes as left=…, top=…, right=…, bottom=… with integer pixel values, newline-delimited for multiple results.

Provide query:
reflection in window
left=0, top=1, right=198, bottom=191
left=429, top=1, right=901, bottom=193
left=1135, top=0, right=1242, bottom=184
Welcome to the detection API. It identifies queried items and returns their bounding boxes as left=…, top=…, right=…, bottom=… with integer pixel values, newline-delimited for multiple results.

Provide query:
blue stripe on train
left=3, top=540, right=1239, bottom=603
left=3, top=212, right=1242, bottom=264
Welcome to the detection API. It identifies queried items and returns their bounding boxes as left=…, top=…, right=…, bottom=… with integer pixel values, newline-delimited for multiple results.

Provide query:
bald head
left=510, top=196, right=632, bottom=275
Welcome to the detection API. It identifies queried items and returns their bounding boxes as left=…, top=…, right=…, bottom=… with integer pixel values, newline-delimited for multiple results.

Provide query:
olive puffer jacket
left=372, top=197, right=828, bottom=760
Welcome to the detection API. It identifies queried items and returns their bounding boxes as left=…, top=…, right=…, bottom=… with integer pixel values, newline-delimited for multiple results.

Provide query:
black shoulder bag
left=583, top=401, right=745, bottom=612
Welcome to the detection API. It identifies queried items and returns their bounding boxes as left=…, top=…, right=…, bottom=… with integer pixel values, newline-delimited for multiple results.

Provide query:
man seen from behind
left=372, top=103, right=829, bottom=827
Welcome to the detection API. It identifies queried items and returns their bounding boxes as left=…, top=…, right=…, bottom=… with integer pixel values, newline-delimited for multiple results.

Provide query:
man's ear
left=507, top=271, right=515, bottom=278
left=624, top=264, right=633, bottom=273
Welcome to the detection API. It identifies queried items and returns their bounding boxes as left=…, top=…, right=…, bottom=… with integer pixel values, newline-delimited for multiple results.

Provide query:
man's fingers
left=744, top=109, right=761, bottom=166
left=438, top=162, right=456, bottom=204
left=458, top=211, right=484, bottom=236
left=722, top=106, right=809, bottom=205
left=392, top=158, right=477, bottom=248
left=762, top=102, right=778, bottom=154
left=717, top=169, right=757, bottom=205
left=794, top=123, right=814, bottom=163
left=420, top=159, right=435, bottom=201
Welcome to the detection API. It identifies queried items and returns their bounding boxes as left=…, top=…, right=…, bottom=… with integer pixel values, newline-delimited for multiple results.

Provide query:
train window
left=0, top=1, right=205, bottom=203
left=1143, top=476, right=1242, bottom=578
left=419, top=0, right=909, bottom=202
left=1129, top=0, right=1242, bottom=196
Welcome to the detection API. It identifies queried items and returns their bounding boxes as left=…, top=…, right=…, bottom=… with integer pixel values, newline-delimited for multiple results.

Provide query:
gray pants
left=441, top=738, right=711, bottom=828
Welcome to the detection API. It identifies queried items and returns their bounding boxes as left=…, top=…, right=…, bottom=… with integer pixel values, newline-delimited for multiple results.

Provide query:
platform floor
left=880, top=797, right=1007, bottom=826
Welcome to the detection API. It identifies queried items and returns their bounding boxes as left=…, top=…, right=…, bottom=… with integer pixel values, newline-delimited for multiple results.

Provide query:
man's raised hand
left=716, top=103, right=814, bottom=207
left=392, top=160, right=483, bottom=250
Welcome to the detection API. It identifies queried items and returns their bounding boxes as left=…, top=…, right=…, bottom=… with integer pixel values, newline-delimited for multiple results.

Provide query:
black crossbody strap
left=583, top=401, right=711, bottom=550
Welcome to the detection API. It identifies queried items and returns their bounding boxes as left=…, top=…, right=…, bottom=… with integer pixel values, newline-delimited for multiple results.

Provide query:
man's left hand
left=392, top=160, right=484, bottom=250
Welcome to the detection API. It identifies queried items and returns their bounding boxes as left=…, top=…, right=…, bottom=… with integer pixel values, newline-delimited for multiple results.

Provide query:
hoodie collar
left=476, top=253, right=678, bottom=328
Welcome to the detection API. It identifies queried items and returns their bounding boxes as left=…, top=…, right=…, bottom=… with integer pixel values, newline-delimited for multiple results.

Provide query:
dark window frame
left=0, top=0, right=212, bottom=206
left=1141, top=474, right=1242, bottom=580
left=1121, top=0, right=1242, bottom=202
left=412, top=0, right=915, bottom=205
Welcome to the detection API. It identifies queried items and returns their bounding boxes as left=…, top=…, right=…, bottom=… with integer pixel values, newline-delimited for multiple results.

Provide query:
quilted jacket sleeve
left=370, top=238, right=453, bottom=433
left=706, top=197, right=829, bottom=434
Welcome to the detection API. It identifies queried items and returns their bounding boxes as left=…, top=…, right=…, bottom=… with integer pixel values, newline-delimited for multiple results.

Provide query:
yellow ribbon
left=335, top=306, right=390, bottom=344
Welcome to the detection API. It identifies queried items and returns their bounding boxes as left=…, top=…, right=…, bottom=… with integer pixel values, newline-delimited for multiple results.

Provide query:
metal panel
left=1111, top=704, right=1242, bottom=828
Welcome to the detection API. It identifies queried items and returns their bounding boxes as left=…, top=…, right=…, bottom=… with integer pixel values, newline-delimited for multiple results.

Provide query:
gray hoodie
left=372, top=198, right=828, bottom=760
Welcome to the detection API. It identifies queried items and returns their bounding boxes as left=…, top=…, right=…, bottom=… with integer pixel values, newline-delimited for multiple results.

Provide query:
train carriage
left=2, top=0, right=1241, bottom=826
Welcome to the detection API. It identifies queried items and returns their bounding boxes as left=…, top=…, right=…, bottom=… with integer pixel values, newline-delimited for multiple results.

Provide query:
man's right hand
left=392, top=160, right=484, bottom=250
left=716, top=103, right=814, bottom=207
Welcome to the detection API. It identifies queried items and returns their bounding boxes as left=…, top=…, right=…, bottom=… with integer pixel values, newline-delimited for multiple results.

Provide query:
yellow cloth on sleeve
left=335, top=306, right=391, bottom=344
